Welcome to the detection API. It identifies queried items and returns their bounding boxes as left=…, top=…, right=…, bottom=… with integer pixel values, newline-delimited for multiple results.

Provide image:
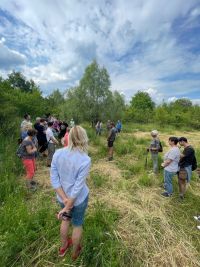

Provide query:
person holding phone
left=51, top=126, right=91, bottom=260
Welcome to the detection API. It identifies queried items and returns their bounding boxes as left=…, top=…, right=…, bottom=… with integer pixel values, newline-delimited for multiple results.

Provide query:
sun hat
left=151, top=130, right=158, bottom=136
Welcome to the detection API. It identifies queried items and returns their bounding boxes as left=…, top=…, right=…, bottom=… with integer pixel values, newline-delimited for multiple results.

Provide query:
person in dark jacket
left=178, top=137, right=196, bottom=199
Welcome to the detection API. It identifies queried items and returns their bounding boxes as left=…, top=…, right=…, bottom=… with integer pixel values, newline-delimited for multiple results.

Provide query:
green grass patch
left=138, top=174, right=153, bottom=187
left=91, top=172, right=107, bottom=188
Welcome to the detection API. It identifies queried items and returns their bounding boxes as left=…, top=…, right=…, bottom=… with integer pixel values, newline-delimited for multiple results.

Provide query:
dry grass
left=22, top=129, right=200, bottom=266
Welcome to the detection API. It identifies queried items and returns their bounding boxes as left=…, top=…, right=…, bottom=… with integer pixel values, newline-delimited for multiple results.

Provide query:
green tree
left=155, top=106, right=171, bottom=126
left=131, top=91, right=155, bottom=111
left=7, top=71, right=39, bottom=93
left=108, top=91, right=125, bottom=121
left=130, top=91, right=155, bottom=122
left=47, top=89, right=65, bottom=115
left=64, top=60, right=111, bottom=124
left=173, top=98, right=192, bottom=108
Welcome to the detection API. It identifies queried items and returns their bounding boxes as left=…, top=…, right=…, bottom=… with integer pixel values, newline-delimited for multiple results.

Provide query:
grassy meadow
left=1, top=123, right=200, bottom=266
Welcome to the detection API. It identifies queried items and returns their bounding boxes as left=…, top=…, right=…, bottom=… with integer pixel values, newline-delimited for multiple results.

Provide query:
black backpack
left=192, top=155, right=197, bottom=171
left=158, top=141, right=163, bottom=152
left=16, top=144, right=23, bottom=158
left=16, top=140, right=25, bottom=158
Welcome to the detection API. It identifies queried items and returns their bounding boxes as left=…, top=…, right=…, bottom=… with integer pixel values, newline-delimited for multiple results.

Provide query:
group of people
left=17, top=115, right=200, bottom=260
left=18, top=113, right=75, bottom=190
left=147, top=130, right=197, bottom=200
left=17, top=115, right=123, bottom=260
left=95, top=119, right=122, bottom=136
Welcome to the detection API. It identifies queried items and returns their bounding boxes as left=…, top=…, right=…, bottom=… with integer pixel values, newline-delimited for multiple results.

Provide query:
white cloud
left=0, top=0, right=199, bottom=101
left=0, top=39, right=26, bottom=69
left=167, top=96, right=178, bottom=103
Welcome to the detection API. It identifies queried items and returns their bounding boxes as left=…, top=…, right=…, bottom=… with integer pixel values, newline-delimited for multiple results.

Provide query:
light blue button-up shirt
left=50, top=147, right=91, bottom=206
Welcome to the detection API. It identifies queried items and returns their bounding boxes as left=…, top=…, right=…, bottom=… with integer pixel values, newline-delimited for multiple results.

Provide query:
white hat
left=151, top=130, right=158, bottom=136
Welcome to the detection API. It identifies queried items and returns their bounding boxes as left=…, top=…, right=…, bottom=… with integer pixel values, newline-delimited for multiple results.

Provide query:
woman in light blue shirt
left=51, top=126, right=91, bottom=259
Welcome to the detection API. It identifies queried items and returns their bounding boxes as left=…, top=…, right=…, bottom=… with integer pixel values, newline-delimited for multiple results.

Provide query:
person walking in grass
left=147, top=130, right=161, bottom=174
left=95, top=121, right=102, bottom=136
left=161, top=137, right=180, bottom=197
left=50, top=126, right=91, bottom=260
left=107, top=122, right=117, bottom=161
left=20, top=129, right=38, bottom=190
left=178, top=137, right=196, bottom=200
left=46, top=121, right=59, bottom=167
left=116, top=120, right=122, bottom=133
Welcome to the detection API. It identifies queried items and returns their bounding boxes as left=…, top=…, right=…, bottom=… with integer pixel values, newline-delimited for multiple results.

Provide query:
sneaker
left=194, top=216, right=200, bottom=222
left=179, top=195, right=184, bottom=201
left=72, top=244, right=82, bottom=261
left=108, top=157, right=113, bottom=161
left=161, top=192, right=171, bottom=197
left=30, top=180, right=39, bottom=186
left=59, top=238, right=72, bottom=257
left=197, top=225, right=200, bottom=230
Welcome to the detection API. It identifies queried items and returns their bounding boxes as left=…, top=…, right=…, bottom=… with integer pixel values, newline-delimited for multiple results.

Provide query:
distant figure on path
left=70, top=118, right=75, bottom=128
left=95, top=121, right=102, bottom=135
left=107, top=122, right=117, bottom=161
left=106, top=120, right=111, bottom=132
left=116, top=120, right=122, bottom=133
left=51, top=126, right=91, bottom=259
left=161, top=137, right=180, bottom=197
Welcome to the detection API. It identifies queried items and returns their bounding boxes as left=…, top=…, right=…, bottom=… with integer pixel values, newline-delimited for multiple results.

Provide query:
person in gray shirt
left=147, top=130, right=161, bottom=174
left=161, top=137, right=180, bottom=197
left=107, top=122, right=116, bottom=161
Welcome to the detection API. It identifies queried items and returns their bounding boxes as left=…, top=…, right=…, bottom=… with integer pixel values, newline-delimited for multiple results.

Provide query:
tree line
left=1, top=60, right=200, bottom=131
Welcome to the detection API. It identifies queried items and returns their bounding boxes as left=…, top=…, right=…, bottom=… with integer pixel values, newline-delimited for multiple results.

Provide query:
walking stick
left=145, top=150, right=149, bottom=169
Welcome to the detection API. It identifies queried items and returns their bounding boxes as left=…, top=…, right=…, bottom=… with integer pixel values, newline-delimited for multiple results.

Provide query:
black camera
left=61, top=212, right=72, bottom=221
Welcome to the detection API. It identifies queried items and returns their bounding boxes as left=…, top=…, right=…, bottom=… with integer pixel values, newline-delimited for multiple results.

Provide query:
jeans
left=164, top=169, right=177, bottom=195
left=185, top=165, right=192, bottom=183
left=151, top=153, right=158, bottom=173
left=59, top=195, right=89, bottom=226
left=47, top=143, right=55, bottom=161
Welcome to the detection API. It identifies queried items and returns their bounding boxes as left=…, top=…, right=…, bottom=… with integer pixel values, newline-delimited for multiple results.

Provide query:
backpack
left=192, top=155, right=197, bottom=171
left=16, top=143, right=24, bottom=158
left=158, top=141, right=163, bottom=152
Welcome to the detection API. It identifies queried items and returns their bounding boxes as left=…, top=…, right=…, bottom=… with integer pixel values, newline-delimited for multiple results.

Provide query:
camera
left=61, top=211, right=72, bottom=221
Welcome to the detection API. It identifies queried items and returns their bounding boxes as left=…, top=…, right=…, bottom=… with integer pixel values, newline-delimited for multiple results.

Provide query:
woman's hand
left=57, top=207, right=70, bottom=220
left=161, top=162, right=165, bottom=167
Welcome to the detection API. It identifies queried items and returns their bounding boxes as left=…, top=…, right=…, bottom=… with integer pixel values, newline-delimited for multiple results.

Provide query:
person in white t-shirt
left=161, top=136, right=180, bottom=197
left=20, top=114, right=33, bottom=139
left=46, top=121, right=59, bottom=167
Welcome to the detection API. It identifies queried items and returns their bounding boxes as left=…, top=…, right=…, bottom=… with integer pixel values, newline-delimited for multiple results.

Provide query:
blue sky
left=0, top=0, right=200, bottom=103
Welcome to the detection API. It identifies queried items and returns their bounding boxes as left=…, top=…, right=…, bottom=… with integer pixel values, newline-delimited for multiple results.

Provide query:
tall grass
left=1, top=122, right=200, bottom=266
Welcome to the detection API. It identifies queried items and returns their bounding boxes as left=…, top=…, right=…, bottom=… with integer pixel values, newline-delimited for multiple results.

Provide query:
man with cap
left=147, top=130, right=161, bottom=174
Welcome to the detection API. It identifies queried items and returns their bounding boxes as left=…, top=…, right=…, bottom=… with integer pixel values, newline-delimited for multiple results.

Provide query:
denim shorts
left=59, top=195, right=89, bottom=227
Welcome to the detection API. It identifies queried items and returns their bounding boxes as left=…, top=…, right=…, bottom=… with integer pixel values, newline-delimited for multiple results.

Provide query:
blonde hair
left=68, top=125, right=88, bottom=153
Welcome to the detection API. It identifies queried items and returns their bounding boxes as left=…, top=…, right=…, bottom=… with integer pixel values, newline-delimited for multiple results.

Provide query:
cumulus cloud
left=0, top=37, right=26, bottom=69
left=0, top=0, right=199, bottom=102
